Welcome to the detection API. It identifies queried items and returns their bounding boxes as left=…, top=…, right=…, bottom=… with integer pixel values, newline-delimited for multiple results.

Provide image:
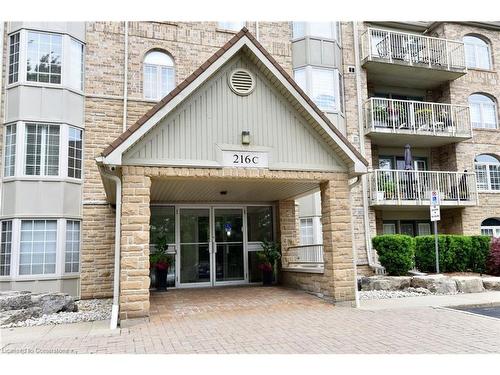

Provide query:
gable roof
left=101, top=28, right=368, bottom=174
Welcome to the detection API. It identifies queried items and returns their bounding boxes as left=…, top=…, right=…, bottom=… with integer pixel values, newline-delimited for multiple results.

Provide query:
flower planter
left=155, top=267, right=168, bottom=291
left=262, top=269, right=273, bottom=286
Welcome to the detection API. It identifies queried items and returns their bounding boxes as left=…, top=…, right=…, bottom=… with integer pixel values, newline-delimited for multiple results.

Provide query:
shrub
left=415, top=235, right=491, bottom=274
left=487, top=237, right=500, bottom=276
left=372, top=235, right=415, bottom=276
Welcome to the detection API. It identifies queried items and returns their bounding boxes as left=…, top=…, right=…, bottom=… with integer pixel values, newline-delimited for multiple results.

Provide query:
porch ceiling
left=150, top=177, right=320, bottom=203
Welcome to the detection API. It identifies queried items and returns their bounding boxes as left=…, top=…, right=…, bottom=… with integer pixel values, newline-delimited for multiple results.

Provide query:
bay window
left=7, top=29, right=84, bottom=90
left=475, top=154, right=500, bottom=191
left=292, top=22, right=341, bottom=43
left=25, top=123, right=60, bottom=176
left=0, top=219, right=81, bottom=278
left=68, top=127, right=83, bottom=179
left=4, top=124, right=17, bottom=177
left=294, top=66, right=344, bottom=113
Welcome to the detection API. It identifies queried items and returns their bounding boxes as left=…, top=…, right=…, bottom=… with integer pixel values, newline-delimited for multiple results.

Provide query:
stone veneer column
left=119, top=167, right=151, bottom=320
left=320, top=175, right=356, bottom=303
left=278, top=200, right=300, bottom=257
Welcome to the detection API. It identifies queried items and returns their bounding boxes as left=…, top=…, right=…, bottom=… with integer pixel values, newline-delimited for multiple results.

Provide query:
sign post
left=430, top=191, right=441, bottom=274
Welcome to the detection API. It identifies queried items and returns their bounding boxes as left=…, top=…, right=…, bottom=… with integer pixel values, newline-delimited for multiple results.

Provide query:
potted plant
left=383, top=180, right=396, bottom=199
left=257, top=240, right=281, bottom=286
left=415, top=108, right=433, bottom=128
left=150, top=234, right=170, bottom=291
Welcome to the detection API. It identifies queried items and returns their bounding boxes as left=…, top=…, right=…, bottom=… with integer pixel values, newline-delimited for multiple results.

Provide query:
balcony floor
left=366, top=129, right=472, bottom=147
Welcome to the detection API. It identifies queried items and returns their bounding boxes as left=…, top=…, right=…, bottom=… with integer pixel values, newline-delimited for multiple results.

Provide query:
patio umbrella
left=404, top=144, right=413, bottom=170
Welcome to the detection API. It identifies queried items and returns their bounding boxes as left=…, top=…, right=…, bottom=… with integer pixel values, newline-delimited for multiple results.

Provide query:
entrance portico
left=98, top=28, right=368, bottom=321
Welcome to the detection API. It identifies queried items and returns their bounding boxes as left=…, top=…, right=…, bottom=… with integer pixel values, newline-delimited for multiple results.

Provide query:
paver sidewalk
left=1, top=286, right=500, bottom=354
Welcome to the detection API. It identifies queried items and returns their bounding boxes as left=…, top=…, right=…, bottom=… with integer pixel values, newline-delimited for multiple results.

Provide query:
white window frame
left=475, top=157, right=500, bottom=192
left=0, top=220, right=13, bottom=276
left=300, top=217, right=314, bottom=245
left=3, top=123, right=17, bottom=177
left=7, top=29, right=85, bottom=94
left=8, top=32, right=20, bottom=84
left=24, top=122, right=61, bottom=177
left=143, top=51, right=175, bottom=101
left=217, top=22, right=246, bottom=32
left=300, top=216, right=322, bottom=245
left=0, top=218, right=81, bottom=281
left=464, top=36, right=492, bottom=70
left=293, top=66, right=344, bottom=113
left=469, top=94, right=498, bottom=129
left=292, top=22, right=341, bottom=43
left=2, top=121, right=84, bottom=181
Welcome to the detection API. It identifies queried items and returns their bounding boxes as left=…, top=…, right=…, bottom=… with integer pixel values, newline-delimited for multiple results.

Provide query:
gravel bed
left=359, top=287, right=457, bottom=300
left=1, top=298, right=112, bottom=328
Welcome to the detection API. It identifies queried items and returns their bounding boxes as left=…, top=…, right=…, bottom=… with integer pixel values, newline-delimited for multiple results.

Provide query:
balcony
left=369, top=169, right=478, bottom=208
left=361, top=28, right=467, bottom=88
left=364, top=98, right=473, bottom=147
left=282, top=244, right=324, bottom=273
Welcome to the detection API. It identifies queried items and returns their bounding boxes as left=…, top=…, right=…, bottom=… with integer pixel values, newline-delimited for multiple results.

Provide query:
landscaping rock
left=0, top=291, right=32, bottom=311
left=360, top=276, right=411, bottom=291
left=0, top=306, right=41, bottom=326
left=451, top=276, right=485, bottom=293
left=31, top=293, right=77, bottom=315
left=410, top=275, right=458, bottom=294
left=482, top=277, right=500, bottom=291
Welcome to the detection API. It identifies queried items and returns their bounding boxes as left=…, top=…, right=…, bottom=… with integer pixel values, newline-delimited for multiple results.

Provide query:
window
left=247, top=206, right=273, bottom=242
left=464, top=35, right=491, bottom=70
left=300, top=218, right=314, bottom=245
left=4, top=124, right=17, bottom=177
left=218, top=22, right=245, bottom=31
left=26, top=31, right=62, bottom=84
left=150, top=206, right=176, bottom=246
left=19, top=220, right=57, bottom=275
left=0, top=221, right=13, bottom=276
left=469, top=94, right=498, bottom=129
left=143, top=51, right=175, bottom=100
left=65, top=220, right=80, bottom=273
left=25, top=123, right=60, bottom=176
left=475, top=154, right=500, bottom=191
left=8, top=33, right=20, bottom=84
left=68, top=127, right=83, bottom=179
left=292, top=22, right=341, bottom=42
left=383, top=222, right=396, bottom=235
left=294, top=67, right=342, bottom=112
left=382, top=220, right=432, bottom=236
left=481, top=218, right=500, bottom=237
left=69, top=39, right=84, bottom=91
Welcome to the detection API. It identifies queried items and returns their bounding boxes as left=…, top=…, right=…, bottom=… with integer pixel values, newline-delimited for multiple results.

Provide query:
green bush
left=415, top=235, right=491, bottom=273
left=372, top=235, right=415, bottom=276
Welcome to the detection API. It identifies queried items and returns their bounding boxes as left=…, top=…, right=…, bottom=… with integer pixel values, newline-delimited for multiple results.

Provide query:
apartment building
left=0, top=21, right=499, bottom=321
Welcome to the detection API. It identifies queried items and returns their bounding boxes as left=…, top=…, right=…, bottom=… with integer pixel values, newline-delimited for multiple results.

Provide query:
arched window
left=469, top=94, right=498, bottom=129
left=475, top=154, right=500, bottom=191
left=143, top=50, right=175, bottom=100
left=481, top=218, right=500, bottom=237
left=464, top=35, right=491, bottom=69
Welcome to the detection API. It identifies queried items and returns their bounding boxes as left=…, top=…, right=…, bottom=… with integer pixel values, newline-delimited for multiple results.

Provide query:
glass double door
left=178, top=207, right=245, bottom=287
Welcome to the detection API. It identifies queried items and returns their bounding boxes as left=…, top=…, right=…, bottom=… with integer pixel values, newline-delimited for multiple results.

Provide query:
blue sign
left=224, top=223, right=232, bottom=231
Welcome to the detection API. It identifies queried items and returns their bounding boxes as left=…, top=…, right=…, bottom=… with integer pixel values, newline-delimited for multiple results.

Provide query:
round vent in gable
left=228, top=69, right=255, bottom=96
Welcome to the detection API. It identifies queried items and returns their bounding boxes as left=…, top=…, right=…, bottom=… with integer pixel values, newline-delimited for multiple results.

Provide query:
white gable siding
left=123, top=53, right=345, bottom=172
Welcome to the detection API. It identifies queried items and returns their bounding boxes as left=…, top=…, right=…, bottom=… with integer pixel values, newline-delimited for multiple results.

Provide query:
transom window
left=292, top=22, right=341, bottom=42
left=469, top=94, right=498, bottom=129
left=218, top=22, right=245, bottom=31
left=143, top=51, right=175, bottom=100
left=19, top=220, right=57, bottom=275
left=481, top=218, right=500, bottom=237
left=27, top=31, right=62, bottom=84
left=25, top=123, right=60, bottom=176
left=464, top=35, right=491, bottom=70
left=294, top=67, right=344, bottom=112
left=475, top=154, right=500, bottom=191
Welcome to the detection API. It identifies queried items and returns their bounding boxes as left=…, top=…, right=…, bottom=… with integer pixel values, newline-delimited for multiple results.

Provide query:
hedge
left=372, top=234, right=491, bottom=275
left=415, top=235, right=490, bottom=273
left=372, top=235, right=415, bottom=276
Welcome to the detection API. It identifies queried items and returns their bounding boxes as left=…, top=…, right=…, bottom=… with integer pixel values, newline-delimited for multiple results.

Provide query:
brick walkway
left=1, top=286, right=500, bottom=354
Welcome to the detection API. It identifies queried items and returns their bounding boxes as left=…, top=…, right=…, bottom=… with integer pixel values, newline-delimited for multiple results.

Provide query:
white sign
left=430, top=205, right=441, bottom=222
left=222, top=150, right=269, bottom=168
left=430, top=190, right=440, bottom=206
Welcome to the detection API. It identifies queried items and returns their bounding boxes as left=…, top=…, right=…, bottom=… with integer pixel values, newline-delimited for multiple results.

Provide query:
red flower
left=155, top=261, right=169, bottom=271
left=258, top=262, right=272, bottom=272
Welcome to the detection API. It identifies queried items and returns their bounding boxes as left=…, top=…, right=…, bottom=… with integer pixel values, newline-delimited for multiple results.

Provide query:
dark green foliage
left=372, top=235, right=415, bottom=276
left=415, top=235, right=491, bottom=273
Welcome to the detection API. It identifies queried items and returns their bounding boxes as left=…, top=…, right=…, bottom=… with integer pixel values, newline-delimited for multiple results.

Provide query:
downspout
left=255, top=21, right=259, bottom=41
left=352, top=22, right=377, bottom=269
left=100, top=166, right=122, bottom=329
left=349, top=176, right=362, bottom=308
left=0, top=22, right=5, bottom=207
left=122, top=21, right=129, bottom=132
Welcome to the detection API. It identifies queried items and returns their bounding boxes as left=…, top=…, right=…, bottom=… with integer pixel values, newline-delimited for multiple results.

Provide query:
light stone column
left=278, top=199, right=300, bottom=254
left=119, top=166, right=151, bottom=320
left=320, top=175, right=356, bottom=303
